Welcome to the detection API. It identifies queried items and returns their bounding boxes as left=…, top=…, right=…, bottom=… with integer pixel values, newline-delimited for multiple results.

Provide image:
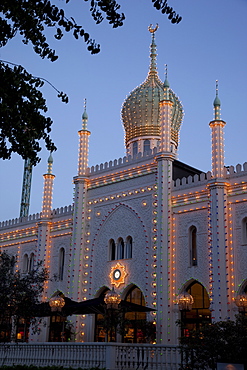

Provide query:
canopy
left=36, top=296, right=155, bottom=317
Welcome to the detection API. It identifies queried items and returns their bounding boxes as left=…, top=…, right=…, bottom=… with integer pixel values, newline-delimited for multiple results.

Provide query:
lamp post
left=49, top=293, right=65, bottom=312
left=235, top=293, right=247, bottom=314
left=104, top=288, right=121, bottom=342
left=176, top=292, right=194, bottom=337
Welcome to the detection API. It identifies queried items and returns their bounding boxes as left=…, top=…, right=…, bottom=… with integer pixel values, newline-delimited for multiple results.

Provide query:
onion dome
left=121, top=25, right=183, bottom=149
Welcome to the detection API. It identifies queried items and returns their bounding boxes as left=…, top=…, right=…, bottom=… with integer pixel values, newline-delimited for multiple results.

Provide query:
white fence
left=0, top=342, right=181, bottom=370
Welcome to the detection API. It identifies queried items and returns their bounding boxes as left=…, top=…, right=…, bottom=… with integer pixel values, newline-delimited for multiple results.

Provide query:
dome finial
left=148, top=24, right=159, bottom=76
left=82, top=98, right=88, bottom=129
left=213, top=80, right=221, bottom=120
left=164, top=63, right=170, bottom=88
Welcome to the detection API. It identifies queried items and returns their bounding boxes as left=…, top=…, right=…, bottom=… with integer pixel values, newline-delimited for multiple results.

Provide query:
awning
left=36, top=296, right=155, bottom=317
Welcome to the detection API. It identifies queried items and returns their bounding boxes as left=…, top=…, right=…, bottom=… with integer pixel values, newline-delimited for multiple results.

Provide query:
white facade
left=0, top=29, right=246, bottom=345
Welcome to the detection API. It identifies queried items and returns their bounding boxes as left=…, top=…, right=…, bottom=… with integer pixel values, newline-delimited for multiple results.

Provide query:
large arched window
left=125, top=236, right=132, bottom=259
left=109, top=239, right=116, bottom=261
left=242, top=217, right=247, bottom=244
left=144, top=139, right=150, bottom=153
left=133, top=141, right=138, bottom=157
left=117, top=238, right=124, bottom=260
left=59, top=247, right=65, bottom=281
left=124, top=286, right=148, bottom=343
left=189, top=226, right=197, bottom=266
left=181, top=281, right=211, bottom=335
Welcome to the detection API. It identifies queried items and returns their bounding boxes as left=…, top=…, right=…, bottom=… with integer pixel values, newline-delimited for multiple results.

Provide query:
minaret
left=69, top=102, right=91, bottom=341
left=208, top=83, right=230, bottom=322
left=209, top=81, right=226, bottom=178
left=155, top=65, right=178, bottom=344
left=78, top=100, right=91, bottom=176
left=41, top=153, right=55, bottom=218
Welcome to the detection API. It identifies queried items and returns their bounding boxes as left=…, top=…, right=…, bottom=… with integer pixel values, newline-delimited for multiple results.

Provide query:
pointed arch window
left=109, top=239, right=116, bottom=261
left=23, top=254, right=29, bottom=273
left=242, top=217, right=247, bottom=244
left=180, top=281, right=211, bottom=335
left=29, top=253, right=34, bottom=272
left=189, top=226, right=197, bottom=266
left=133, top=141, right=138, bottom=157
left=117, top=237, right=124, bottom=260
left=125, top=236, right=132, bottom=258
left=59, top=247, right=65, bottom=281
left=144, top=140, right=150, bottom=153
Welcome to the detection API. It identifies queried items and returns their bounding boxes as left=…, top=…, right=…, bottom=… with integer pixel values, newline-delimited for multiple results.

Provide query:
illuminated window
left=125, top=236, right=133, bottom=258
left=242, top=217, right=247, bottom=244
left=117, top=237, right=124, bottom=259
left=189, top=226, right=197, bottom=266
left=133, top=141, right=138, bottom=157
left=59, top=247, right=65, bottom=281
left=23, top=254, right=29, bottom=273
left=144, top=139, right=150, bottom=153
left=109, top=239, right=116, bottom=261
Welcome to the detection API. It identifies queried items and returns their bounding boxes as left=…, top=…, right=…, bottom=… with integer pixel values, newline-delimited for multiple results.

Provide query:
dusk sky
left=1, top=0, right=246, bottom=221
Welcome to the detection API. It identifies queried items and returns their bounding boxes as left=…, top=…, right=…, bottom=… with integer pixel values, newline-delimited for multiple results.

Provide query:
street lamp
left=176, top=292, right=194, bottom=311
left=49, top=292, right=65, bottom=312
left=104, top=288, right=121, bottom=342
left=235, top=293, right=247, bottom=313
left=104, top=287, right=121, bottom=309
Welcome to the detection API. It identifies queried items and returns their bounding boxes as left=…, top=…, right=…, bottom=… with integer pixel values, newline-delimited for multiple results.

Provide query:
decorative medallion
left=109, top=262, right=127, bottom=288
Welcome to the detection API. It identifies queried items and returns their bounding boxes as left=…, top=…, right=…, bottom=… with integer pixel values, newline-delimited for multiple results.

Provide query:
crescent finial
left=148, top=24, right=159, bottom=33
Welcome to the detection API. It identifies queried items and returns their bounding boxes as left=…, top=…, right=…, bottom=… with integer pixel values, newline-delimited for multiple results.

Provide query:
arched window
left=109, top=239, right=116, bottom=261
left=125, top=236, right=133, bottom=258
left=28, top=253, right=34, bottom=272
left=144, top=139, right=150, bottom=153
left=117, top=237, right=124, bottom=259
left=23, top=254, right=29, bottom=273
left=189, top=226, right=197, bottom=266
left=133, top=141, right=138, bottom=157
left=59, top=248, right=65, bottom=281
left=124, top=286, right=149, bottom=343
left=181, top=281, right=211, bottom=336
left=242, top=217, right=247, bottom=244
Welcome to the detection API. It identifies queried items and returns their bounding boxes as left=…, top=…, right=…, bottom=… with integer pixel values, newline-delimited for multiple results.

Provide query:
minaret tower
left=155, top=63, right=178, bottom=344
left=41, top=153, right=55, bottom=218
left=208, top=83, right=230, bottom=322
left=69, top=102, right=91, bottom=341
left=209, top=81, right=226, bottom=178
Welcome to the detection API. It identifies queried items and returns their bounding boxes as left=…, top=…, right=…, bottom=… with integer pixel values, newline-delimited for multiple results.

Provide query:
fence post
left=105, top=344, right=117, bottom=370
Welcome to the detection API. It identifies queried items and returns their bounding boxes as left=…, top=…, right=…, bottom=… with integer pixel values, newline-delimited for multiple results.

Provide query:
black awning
left=36, top=296, right=155, bottom=317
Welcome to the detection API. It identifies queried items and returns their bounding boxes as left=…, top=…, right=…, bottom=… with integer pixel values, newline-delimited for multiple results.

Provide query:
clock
left=113, top=269, right=121, bottom=280
left=109, top=263, right=127, bottom=287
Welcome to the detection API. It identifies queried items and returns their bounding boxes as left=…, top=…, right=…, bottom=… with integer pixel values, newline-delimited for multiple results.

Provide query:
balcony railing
left=0, top=342, right=181, bottom=370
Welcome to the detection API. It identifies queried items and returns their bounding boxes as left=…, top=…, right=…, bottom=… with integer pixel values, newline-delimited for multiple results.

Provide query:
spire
left=78, top=99, right=91, bottom=176
left=164, top=64, right=170, bottom=100
left=213, top=80, right=221, bottom=120
left=148, top=24, right=159, bottom=76
left=41, top=153, right=55, bottom=218
left=82, top=98, right=88, bottom=130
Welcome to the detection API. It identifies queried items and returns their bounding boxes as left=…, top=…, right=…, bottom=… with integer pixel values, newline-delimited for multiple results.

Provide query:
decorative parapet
left=88, top=148, right=157, bottom=176
left=0, top=213, right=41, bottom=228
left=225, top=162, right=247, bottom=178
left=0, top=205, right=73, bottom=229
left=173, top=171, right=212, bottom=190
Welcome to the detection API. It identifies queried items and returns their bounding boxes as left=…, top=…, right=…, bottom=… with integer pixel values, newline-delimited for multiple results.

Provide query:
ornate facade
left=0, top=27, right=246, bottom=345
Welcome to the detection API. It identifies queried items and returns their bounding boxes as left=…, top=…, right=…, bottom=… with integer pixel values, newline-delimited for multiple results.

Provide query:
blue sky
left=1, top=0, right=247, bottom=221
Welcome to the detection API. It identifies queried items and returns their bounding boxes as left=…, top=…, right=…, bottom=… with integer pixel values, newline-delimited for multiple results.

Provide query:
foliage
left=0, top=251, right=48, bottom=341
left=0, top=0, right=182, bottom=165
left=178, top=315, right=247, bottom=370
